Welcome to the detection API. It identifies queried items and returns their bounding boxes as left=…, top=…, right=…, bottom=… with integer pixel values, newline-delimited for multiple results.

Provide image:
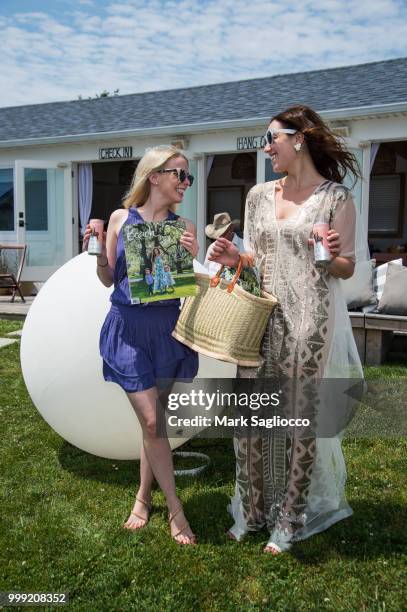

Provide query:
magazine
left=122, top=219, right=197, bottom=304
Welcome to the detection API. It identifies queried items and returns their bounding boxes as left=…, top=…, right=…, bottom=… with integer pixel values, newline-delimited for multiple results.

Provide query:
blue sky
left=1, top=0, right=407, bottom=108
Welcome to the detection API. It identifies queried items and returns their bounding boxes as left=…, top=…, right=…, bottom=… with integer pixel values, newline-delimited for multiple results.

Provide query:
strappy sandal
left=169, top=507, right=197, bottom=545
left=263, top=541, right=284, bottom=555
left=225, top=524, right=249, bottom=542
left=124, top=496, right=152, bottom=530
left=263, top=524, right=293, bottom=554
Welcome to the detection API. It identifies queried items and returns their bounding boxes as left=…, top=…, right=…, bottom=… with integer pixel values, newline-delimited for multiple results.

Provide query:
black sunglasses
left=158, top=168, right=194, bottom=185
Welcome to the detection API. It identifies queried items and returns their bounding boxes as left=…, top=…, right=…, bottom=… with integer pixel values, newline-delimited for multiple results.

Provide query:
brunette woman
left=210, top=105, right=364, bottom=554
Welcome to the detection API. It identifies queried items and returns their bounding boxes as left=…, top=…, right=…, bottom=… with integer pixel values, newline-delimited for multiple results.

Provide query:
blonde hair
left=122, top=145, right=188, bottom=211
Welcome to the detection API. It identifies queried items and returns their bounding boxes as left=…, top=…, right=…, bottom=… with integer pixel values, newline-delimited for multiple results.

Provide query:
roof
left=1, top=57, right=407, bottom=145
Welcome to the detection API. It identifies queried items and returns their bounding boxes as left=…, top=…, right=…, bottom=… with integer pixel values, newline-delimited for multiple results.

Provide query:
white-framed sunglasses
left=264, top=128, right=297, bottom=145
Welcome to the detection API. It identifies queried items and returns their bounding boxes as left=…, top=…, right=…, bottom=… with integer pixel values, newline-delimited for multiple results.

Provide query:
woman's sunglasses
left=264, top=128, right=297, bottom=145
left=158, top=168, right=194, bottom=185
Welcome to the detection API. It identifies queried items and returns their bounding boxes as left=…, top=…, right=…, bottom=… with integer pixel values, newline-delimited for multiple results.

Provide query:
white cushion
left=374, top=258, right=403, bottom=301
left=377, top=262, right=407, bottom=315
left=341, top=259, right=377, bottom=310
left=361, top=257, right=403, bottom=313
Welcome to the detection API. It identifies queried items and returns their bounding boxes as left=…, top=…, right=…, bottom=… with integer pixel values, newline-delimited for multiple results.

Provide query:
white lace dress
left=228, top=180, right=364, bottom=550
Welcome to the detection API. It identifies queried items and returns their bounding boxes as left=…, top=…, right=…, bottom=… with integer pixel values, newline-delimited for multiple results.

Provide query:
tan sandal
left=169, top=507, right=197, bottom=545
left=124, top=496, right=152, bottom=529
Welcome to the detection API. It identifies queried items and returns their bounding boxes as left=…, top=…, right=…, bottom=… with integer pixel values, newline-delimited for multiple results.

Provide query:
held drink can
left=312, top=222, right=331, bottom=266
left=88, top=219, right=104, bottom=256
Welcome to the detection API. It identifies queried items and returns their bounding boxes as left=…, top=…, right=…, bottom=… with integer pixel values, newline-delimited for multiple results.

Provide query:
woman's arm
left=326, top=191, right=357, bottom=280
left=95, top=209, right=127, bottom=287
left=308, top=227, right=355, bottom=280
left=207, top=237, right=241, bottom=267
left=208, top=237, right=256, bottom=268
left=209, top=187, right=257, bottom=268
left=327, top=254, right=355, bottom=279
left=179, top=218, right=199, bottom=258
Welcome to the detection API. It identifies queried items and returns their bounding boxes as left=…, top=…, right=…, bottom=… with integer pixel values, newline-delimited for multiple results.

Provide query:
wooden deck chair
left=0, top=244, right=27, bottom=302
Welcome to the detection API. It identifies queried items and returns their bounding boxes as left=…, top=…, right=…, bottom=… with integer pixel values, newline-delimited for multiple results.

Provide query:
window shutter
left=368, top=174, right=400, bottom=233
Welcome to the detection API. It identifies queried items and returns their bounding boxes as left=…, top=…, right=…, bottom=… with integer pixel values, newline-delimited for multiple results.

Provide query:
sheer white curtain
left=79, top=163, right=93, bottom=236
left=206, top=155, right=214, bottom=178
left=370, top=143, right=380, bottom=173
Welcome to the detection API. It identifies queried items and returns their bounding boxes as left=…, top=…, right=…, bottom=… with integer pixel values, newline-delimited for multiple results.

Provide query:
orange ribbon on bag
left=209, top=255, right=244, bottom=293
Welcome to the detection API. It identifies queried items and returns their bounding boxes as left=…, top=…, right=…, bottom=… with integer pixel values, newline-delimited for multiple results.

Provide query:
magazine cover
left=122, top=219, right=197, bottom=303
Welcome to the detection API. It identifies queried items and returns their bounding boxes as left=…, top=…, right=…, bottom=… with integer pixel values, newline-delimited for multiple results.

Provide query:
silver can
left=313, top=222, right=331, bottom=266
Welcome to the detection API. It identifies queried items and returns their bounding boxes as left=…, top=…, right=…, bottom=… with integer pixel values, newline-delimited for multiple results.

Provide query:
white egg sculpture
left=20, top=253, right=236, bottom=460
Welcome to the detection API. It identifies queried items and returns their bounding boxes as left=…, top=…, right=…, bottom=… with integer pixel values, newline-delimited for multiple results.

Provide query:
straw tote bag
left=172, top=257, right=278, bottom=367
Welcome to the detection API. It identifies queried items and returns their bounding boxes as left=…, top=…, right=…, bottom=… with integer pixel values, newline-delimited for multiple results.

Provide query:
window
left=24, top=168, right=48, bottom=231
left=368, top=174, right=404, bottom=237
left=0, top=168, right=14, bottom=231
left=207, top=186, right=244, bottom=225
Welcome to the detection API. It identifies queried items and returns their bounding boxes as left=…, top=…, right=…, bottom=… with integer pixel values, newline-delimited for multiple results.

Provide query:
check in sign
left=99, top=146, right=133, bottom=160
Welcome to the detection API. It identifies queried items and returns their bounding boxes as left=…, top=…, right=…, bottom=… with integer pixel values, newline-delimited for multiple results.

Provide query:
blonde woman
left=83, top=146, right=199, bottom=545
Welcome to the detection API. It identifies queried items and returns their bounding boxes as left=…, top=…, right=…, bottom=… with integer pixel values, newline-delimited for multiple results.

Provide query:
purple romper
left=99, top=207, right=198, bottom=392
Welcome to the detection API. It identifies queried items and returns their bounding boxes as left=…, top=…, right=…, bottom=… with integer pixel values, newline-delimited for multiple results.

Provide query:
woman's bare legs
left=124, top=386, right=196, bottom=544
left=124, top=443, right=155, bottom=529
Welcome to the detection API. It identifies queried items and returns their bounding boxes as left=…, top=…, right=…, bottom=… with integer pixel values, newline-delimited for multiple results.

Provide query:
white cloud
left=0, top=0, right=406, bottom=107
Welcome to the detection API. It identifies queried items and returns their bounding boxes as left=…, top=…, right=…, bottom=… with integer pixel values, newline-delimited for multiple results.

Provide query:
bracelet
left=97, top=257, right=108, bottom=268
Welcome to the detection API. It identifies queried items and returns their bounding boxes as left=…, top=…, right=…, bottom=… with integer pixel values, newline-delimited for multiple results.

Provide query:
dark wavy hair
left=270, top=105, right=361, bottom=185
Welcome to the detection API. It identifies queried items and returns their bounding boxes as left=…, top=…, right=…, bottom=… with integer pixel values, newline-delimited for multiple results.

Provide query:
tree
left=77, top=89, right=119, bottom=100
left=123, top=221, right=193, bottom=278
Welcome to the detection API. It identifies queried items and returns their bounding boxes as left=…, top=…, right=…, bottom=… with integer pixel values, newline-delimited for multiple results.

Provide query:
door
left=14, top=160, right=73, bottom=281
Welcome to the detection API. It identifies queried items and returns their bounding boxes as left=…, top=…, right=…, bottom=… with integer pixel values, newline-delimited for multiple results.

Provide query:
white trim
left=361, top=144, right=371, bottom=233
left=1, top=101, right=407, bottom=149
left=256, top=149, right=266, bottom=183
left=0, top=165, right=16, bottom=238
left=196, top=155, right=206, bottom=264
left=72, top=163, right=79, bottom=256
left=322, top=101, right=407, bottom=120
left=14, top=159, right=73, bottom=281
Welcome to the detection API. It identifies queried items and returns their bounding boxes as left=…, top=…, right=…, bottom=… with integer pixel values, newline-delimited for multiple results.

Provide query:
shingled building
left=1, top=57, right=407, bottom=280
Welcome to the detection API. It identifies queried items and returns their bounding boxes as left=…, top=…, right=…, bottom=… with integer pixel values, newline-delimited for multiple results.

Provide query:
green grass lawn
left=129, top=273, right=197, bottom=302
left=0, top=320, right=406, bottom=611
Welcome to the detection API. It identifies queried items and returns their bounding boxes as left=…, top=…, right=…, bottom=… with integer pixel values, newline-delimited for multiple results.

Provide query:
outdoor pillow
left=377, top=262, right=407, bottom=315
left=340, top=259, right=377, bottom=310
left=362, top=257, right=403, bottom=313
left=374, top=258, right=403, bottom=301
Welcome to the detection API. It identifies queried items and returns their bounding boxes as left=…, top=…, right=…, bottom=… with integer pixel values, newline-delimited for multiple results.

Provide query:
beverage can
left=88, top=219, right=104, bottom=256
left=312, top=222, right=331, bottom=266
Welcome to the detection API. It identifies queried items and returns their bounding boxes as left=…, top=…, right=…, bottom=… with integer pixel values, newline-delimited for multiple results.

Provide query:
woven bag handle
left=209, top=255, right=244, bottom=293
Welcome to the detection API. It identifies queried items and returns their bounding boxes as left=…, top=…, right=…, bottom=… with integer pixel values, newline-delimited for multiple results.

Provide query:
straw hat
left=205, top=212, right=240, bottom=240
